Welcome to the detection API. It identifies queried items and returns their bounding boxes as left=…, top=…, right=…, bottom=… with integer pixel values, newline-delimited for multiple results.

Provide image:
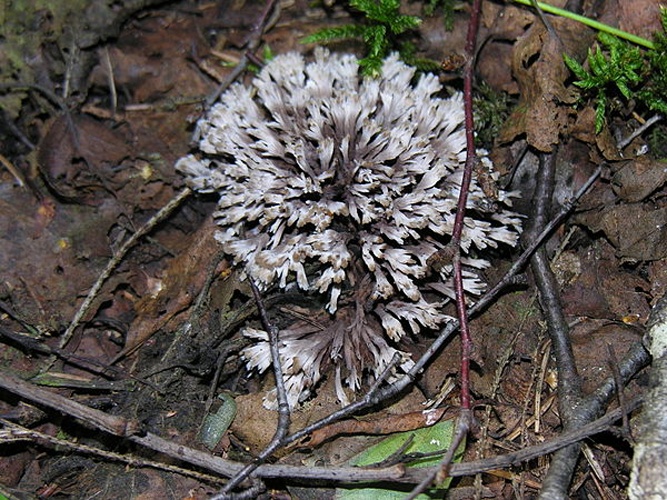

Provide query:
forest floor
left=1, top=0, right=666, bottom=498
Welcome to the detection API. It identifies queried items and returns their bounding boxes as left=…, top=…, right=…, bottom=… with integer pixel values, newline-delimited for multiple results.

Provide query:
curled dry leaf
left=300, top=406, right=454, bottom=448
left=500, top=18, right=591, bottom=151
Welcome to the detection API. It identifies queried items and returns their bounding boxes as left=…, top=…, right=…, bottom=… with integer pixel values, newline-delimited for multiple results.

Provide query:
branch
left=215, top=280, right=292, bottom=496
left=0, top=366, right=645, bottom=485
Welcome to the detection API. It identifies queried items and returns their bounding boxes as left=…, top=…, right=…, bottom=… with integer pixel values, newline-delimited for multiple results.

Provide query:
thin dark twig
left=205, top=60, right=250, bottom=110
left=405, top=408, right=471, bottom=500
left=528, top=152, right=581, bottom=401
left=529, top=151, right=583, bottom=499
left=249, top=280, right=291, bottom=428
left=451, top=0, right=484, bottom=413
left=215, top=279, right=291, bottom=497
left=606, top=343, right=632, bottom=441
left=406, top=1, right=483, bottom=496
left=365, top=352, right=403, bottom=396
left=369, top=434, right=416, bottom=468
left=0, top=326, right=161, bottom=393
left=617, top=114, right=662, bottom=149
left=1, top=108, right=36, bottom=150
left=205, top=0, right=279, bottom=108
left=530, top=0, right=559, bottom=38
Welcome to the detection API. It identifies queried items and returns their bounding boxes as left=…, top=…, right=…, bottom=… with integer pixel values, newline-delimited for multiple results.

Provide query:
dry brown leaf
left=300, top=407, right=454, bottom=448
left=611, top=156, right=667, bottom=202
left=37, top=114, right=131, bottom=201
left=576, top=204, right=667, bottom=262
left=500, top=18, right=591, bottom=151
left=113, top=217, right=223, bottom=361
left=618, top=0, right=663, bottom=40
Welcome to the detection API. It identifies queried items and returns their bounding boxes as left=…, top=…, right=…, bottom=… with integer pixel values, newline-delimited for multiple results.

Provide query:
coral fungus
left=176, top=49, right=522, bottom=407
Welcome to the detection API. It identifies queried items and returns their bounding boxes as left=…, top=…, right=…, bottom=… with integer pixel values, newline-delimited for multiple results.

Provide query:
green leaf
left=336, top=419, right=465, bottom=499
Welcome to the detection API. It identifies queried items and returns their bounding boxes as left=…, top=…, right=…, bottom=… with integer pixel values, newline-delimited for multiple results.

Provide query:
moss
left=0, top=0, right=89, bottom=117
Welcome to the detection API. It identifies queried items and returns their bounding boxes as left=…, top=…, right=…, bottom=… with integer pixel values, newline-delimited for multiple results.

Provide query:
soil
left=0, top=0, right=665, bottom=498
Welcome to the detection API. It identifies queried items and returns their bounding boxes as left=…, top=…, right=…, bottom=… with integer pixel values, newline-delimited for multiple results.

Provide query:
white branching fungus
left=177, top=49, right=522, bottom=408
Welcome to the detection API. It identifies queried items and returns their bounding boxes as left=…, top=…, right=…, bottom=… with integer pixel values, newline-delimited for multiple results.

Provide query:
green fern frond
left=363, top=24, right=389, bottom=58
left=594, top=90, right=607, bottom=132
left=563, top=53, right=589, bottom=81
left=301, top=24, right=367, bottom=45
left=358, top=55, right=385, bottom=75
left=348, top=0, right=421, bottom=33
left=302, top=0, right=426, bottom=76
left=423, top=0, right=456, bottom=31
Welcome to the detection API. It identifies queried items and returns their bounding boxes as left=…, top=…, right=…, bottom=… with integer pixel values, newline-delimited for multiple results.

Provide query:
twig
left=406, top=0, right=484, bottom=495
left=215, top=279, right=292, bottom=497
left=250, top=279, right=291, bottom=430
left=0, top=152, right=26, bottom=187
left=617, top=114, right=663, bottom=149
left=528, top=152, right=582, bottom=401
left=101, top=47, right=118, bottom=118
left=629, top=293, right=667, bottom=497
left=530, top=0, right=558, bottom=38
left=204, top=0, right=280, bottom=108
left=0, top=419, right=226, bottom=485
left=59, top=187, right=192, bottom=350
left=451, top=0, right=483, bottom=414
left=405, top=409, right=471, bottom=500
left=0, top=325, right=160, bottom=393
left=528, top=151, right=584, bottom=499
left=1, top=108, right=36, bottom=150
left=0, top=362, right=644, bottom=484
left=606, top=343, right=632, bottom=440
left=0, top=371, right=143, bottom=437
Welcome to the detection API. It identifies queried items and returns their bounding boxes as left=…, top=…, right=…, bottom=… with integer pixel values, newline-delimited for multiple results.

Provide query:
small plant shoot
left=564, top=7, right=667, bottom=133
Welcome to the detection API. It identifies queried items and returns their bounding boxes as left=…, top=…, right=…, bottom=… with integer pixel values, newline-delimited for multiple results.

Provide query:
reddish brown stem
left=451, top=0, right=483, bottom=411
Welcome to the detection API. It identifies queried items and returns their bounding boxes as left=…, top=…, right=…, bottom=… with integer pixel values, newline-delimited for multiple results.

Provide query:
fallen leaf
left=576, top=203, right=667, bottom=261
left=301, top=407, right=454, bottom=448
left=500, top=18, right=590, bottom=151
left=37, top=114, right=132, bottom=201
left=337, top=419, right=465, bottom=498
left=611, top=156, right=667, bottom=202
left=113, top=216, right=223, bottom=361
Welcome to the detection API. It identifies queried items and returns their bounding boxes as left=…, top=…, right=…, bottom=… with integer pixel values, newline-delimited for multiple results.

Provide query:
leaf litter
left=0, top=0, right=666, bottom=498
